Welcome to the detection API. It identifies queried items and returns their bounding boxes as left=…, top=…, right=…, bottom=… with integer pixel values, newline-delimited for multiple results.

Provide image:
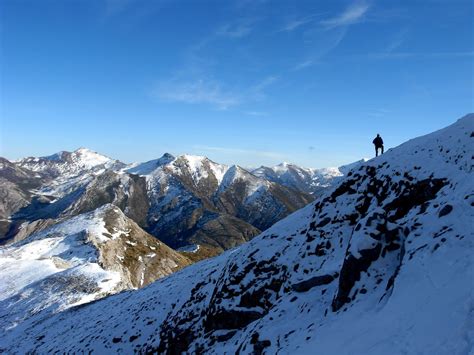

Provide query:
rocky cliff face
left=3, top=114, right=471, bottom=354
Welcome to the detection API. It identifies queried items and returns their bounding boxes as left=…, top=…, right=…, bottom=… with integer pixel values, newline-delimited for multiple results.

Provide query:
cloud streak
left=244, top=111, right=269, bottom=117
left=279, top=15, right=315, bottom=32
left=278, top=13, right=328, bottom=33
left=153, top=79, right=240, bottom=110
left=320, top=1, right=370, bottom=29
left=216, top=18, right=259, bottom=38
left=292, top=27, right=347, bottom=70
left=249, top=76, right=278, bottom=101
left=152, top=75, right=278, bottom=110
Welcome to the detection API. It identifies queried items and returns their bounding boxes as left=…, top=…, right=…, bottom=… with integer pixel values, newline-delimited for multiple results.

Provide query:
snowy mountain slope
left=3, top=169, right=150, bottom=245
left=252, top=162, right=343, bottom=196
left=215, top=165, right=313, bottom=230
left=3, top=114, right=472, bottom=354
left=17, top=148, right=125, bottom=179
left=127, top=155, right=313, bottom=257
left=1, top=148, right=130, bottom=242
left=338, top=158, right=369, bottom=175
left=0, top=158, right=47, bottom=238
left=0, top=204, right=190, bottom=339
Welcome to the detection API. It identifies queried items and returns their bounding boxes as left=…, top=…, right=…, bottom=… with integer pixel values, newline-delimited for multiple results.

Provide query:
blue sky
left=1, top=0, right=472, bottom=168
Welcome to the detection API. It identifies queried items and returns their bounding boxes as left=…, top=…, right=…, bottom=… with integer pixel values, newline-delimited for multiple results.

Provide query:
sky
left=1, top=0, right=473, bottom=168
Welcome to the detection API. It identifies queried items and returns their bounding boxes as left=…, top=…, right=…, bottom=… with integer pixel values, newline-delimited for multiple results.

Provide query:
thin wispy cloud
left=293, top=28, right=347, bottom=70
left=152, top=15, right=269, bottom=110
left=293, top=59, right=318, bottom=71
left=282, top=18, right=311, bottom=32
left=216, top=18, right=259, bottom=38
left=244, top=111, right=268, bottom=117
left=153, top=75, right=278, bottom=110
left=291, top=2, right=368, bottom=71
left=153, top=79, right=240, bottom=110
left=280, top=16, right=315, bottom=32
left=385, top=28, right=409, bottom=53
left=249, top=76, right=278, bottom=101
left=103, top=0, right=133, bottom=17
left=320, top=1, right=370, bottom=29
left=278, top=13, right=327, bottom=33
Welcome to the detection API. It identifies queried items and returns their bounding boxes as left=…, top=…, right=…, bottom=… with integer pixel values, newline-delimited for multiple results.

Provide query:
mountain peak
left=126, top=153, right=176, bottom=176
left=74, top=147, right=95, bottom=154
left=16, top=148, right=120, bottom=177
left=160, top=152, right=175, bottom=160
left=275, top=161, right=291, bottom=168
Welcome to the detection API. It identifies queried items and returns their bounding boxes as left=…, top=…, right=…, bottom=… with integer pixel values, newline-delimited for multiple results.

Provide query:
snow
left=71, top=148, right=112, bottom=169
left=338, top=158, right=369, bottom=175
left=17, top=148, right=123, bottom=185
left=252, top=161, right=343, bottom=194
left=208, top=161, right=229, bottom=185
left=181, top=154, right=209, bottom=181
left=219, top=165, right=270, bottom=201
left=0, top=205, right=134, bottom=335
left=177, top=244, right=200, bottom=253
left=126, top=153, right=229, bottom=192
left=126, top=153, right=175, bottom=176
left=1, top=114, right=473, bottom=354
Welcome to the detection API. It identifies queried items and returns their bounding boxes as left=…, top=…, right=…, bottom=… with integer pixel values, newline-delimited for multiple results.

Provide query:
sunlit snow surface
left=1, top=115, right=473, bottom=354
left=0, top=205, right=123, bottom=333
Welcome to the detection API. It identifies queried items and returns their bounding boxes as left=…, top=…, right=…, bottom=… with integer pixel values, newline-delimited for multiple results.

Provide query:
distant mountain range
left=251, top=162, right=344, bottom=196
left=1, top=149, right=348, bottom=260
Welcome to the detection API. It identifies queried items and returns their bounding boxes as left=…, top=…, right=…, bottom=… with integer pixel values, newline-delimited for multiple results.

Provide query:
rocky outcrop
left=97, top=206, right=190, bottom=289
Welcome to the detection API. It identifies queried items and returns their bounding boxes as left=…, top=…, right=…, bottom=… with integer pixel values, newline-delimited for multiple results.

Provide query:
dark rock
left=332, top=244, right=382, bottom=312
left=438, top=204, right=453, bottom=217
left=204, top=309, right=264, bottom=331
left=292, top=273, right=339, bottom=293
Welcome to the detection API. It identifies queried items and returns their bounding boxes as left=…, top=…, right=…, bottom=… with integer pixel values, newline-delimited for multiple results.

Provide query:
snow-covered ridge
left=2, top=114, right=472, bottom=353
left=127, top=153, right=231, bottom=186
left=252, top=161, right=344, bottom=195
left=17, top=147, right=123, bottom=179
left=218, top=165, right=271, bottom=200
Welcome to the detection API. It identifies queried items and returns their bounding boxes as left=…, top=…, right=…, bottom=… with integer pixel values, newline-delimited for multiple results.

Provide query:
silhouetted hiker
left=373, top=134, right=384, bottom=157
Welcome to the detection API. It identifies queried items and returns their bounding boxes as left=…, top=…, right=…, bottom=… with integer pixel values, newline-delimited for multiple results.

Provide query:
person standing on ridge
left=373, top=134, right=384, bottom=157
